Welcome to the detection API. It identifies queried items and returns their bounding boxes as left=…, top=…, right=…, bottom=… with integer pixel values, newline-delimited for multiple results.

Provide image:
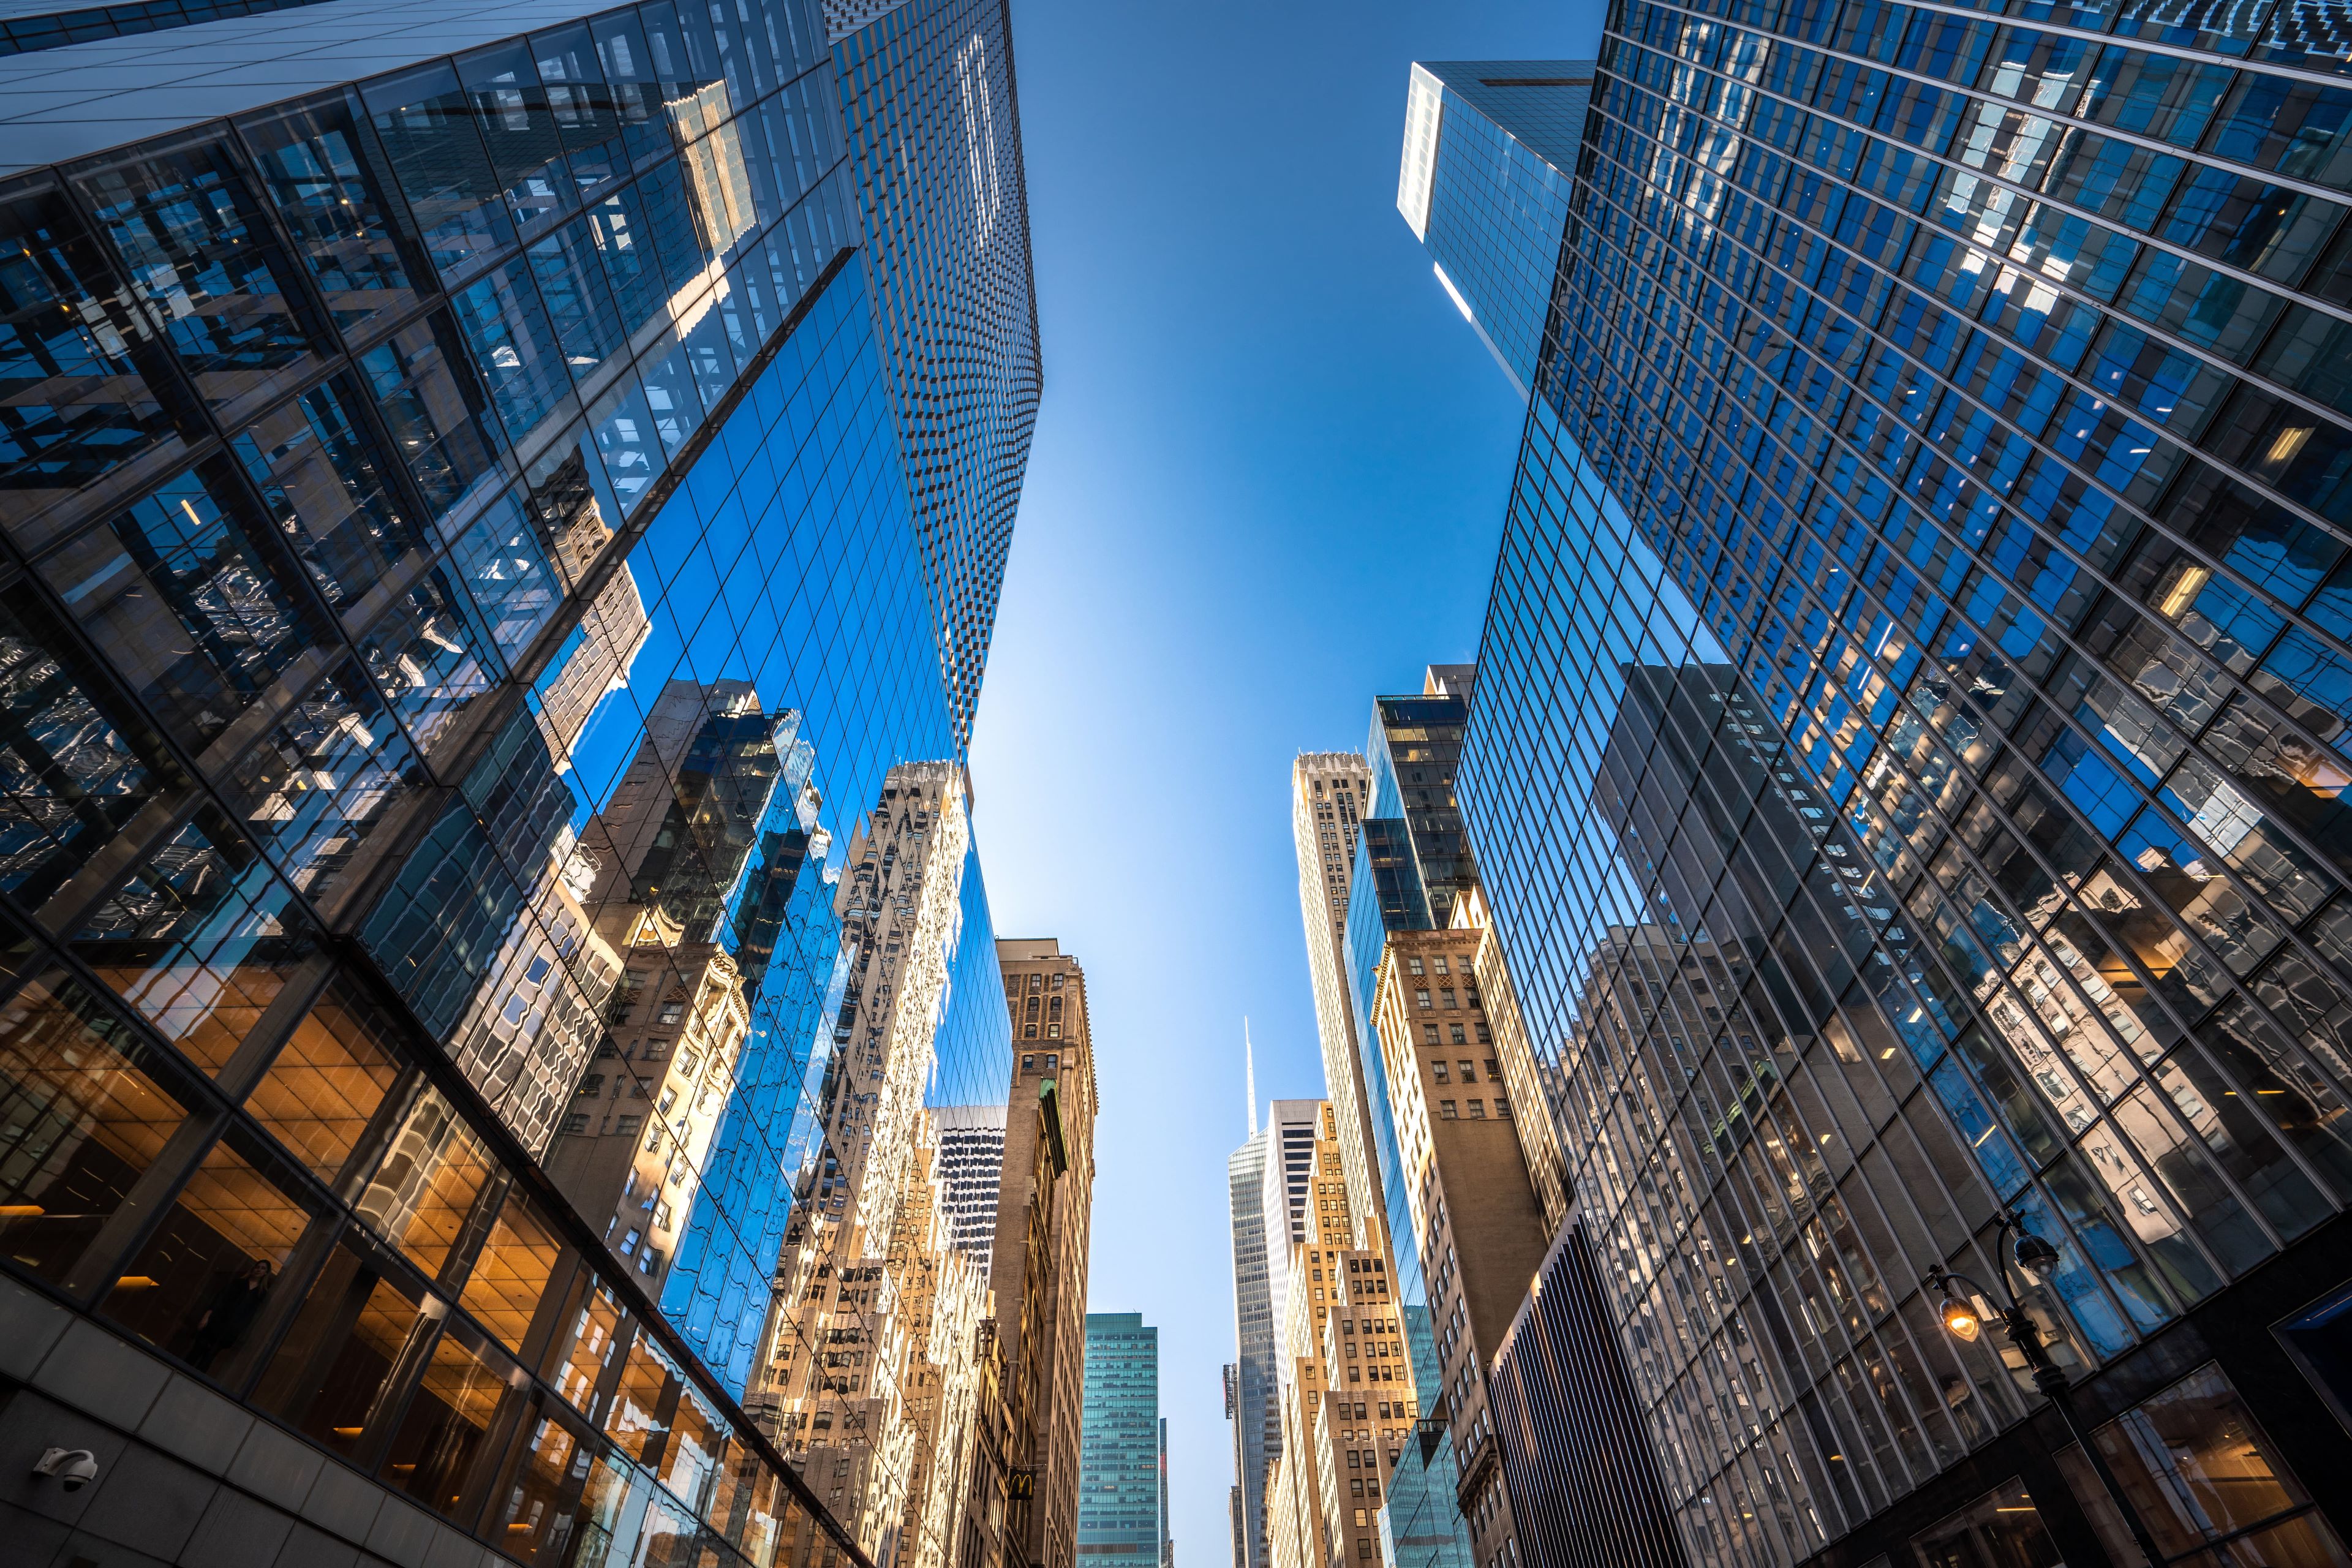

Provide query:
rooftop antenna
left=1245, top=1019, right=1258, bottom=1137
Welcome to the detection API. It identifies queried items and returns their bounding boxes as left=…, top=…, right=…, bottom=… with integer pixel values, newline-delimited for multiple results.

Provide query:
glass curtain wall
left=1460, top=0, right=2352, bottom=1562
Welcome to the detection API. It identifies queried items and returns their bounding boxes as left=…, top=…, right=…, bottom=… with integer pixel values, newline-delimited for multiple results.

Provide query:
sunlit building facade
left=1420, top=0, right=2352, bottom=1562
left=0, top=0, right=1031, bottom=1559
left=1396, top=62, right=1595, bottom=401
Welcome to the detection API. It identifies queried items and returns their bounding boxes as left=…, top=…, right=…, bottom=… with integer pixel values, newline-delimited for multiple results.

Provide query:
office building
left=1159, top=1415, right=1174, bottom=1568
left=1396, top=62, right=1594, bottom=401
left=995, top=937, right=1101, bottom=1568
left=1418, top=1, right=2352, bottom=1562
left=0, top=0, right=1036, bottom=1558
left=1261, top=1101, right=1419, bottom=1568
left=1080, top=1312, right=1163, bottom=1568
left=1292, top=754, right=1384, bottom=1251
left=831, top=0, right=1041, bottom=747
left=1364, top=923, right=1548, bottom=1568
left=1229, top=1118, right=1276, bottom=1568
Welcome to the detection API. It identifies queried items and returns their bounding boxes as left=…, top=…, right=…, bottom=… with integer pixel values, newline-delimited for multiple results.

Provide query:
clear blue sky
left=965, top=0, right=1603, bottom=1559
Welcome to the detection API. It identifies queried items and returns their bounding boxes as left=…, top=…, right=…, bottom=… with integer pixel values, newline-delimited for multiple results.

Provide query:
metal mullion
left=1599, top=17, right=2352, bottom=434
left=1567, top=129, right=2352, bottom=883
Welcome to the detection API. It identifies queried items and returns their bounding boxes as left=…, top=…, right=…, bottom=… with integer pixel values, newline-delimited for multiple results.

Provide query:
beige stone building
left=1263, top=1104, right=1418, bottom=1568
left=991, top=938, right=1099, bottom=1568
left=1289, top=755, right=1381, bottom=1252
left=1368, top=921, right=1550, bottom=1568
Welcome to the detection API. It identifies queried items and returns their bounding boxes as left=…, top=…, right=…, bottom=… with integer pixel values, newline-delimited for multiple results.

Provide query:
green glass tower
left=1080, top=1311, right=1163, bottom=1568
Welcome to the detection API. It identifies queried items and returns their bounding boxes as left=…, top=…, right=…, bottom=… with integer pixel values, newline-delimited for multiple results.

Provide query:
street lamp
left=1926, top=1212, right=2166, bottom=1568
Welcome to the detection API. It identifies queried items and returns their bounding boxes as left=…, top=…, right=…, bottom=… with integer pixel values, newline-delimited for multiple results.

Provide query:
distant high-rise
left=1291, top=753, right=1382, bottom=1248
left=1159, top=1414, right=1175, bottom=1568
left=1226, top=1118, right=1276, bottom=1568
left=996, top=937, right=1101, bottom=1568
left=1396, top=61, right=1594, bottom=400
left=1082, top=1313, right=1164, bottom=1568
left=1415, top=1, right=2352, bottom=1562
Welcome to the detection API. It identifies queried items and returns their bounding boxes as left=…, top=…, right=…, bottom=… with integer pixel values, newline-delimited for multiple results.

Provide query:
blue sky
left=965, top=0, right=1603, bottom=1558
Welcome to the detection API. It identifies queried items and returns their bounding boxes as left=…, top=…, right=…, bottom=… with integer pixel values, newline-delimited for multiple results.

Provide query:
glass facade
left=827, top=0, right=1040, bottom=747
left=1229, top=1124, right=1276, bottom=1568
left=1080, top=1311, right=1163, bottom=1568
left=1433, top=0, right=2352, bottom=1562
left=1398, top=62, right=1595, bottom=401
left=0, top=0, right=1030, bottom=1558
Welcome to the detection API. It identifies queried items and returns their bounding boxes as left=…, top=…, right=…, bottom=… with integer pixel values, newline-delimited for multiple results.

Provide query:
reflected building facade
left=1412, top=0, right=2352, bottom=1562
left=0, top=0, right=1033, bottom=1559
left=1080, top=1312, right=1164, bottom=1568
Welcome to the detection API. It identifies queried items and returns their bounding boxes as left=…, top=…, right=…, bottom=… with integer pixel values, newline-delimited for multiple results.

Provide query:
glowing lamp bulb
left=1939, top=1296, right=1982, bottom=1344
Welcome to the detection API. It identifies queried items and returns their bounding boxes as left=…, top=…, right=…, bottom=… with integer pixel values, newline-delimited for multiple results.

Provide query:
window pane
left=38, top=462, right=320, bottom=753
left=233, top=374, right=417, bottom=606
left=383, top=1315, right=514, bottom=1519
left=545, top=1275, right=623, bottom=1412
left=70, top=130, right=322, bottom=411
left=495, top=1404, right=588, bottom=1562
left=0, top=965, right=190, bottom=1289
left=0, top=594, right=175, bottom=914
left=353, top=1085, right=494, bottom=1276
left=0, top=182, right=188, bottom=530
left=237, top=92, right=421, bottom=332
left=1907, top=1477, right=2063, bottom=1568
left=254, top=1237, right=428, bottom=1458
left=244, top=978, right=404, bottom=1181
left=99, top=1126, right=314, bottom=1375
left=605, top=1327, right=677, bottom=1464
left=459, top=1191, right=565, bottom=1352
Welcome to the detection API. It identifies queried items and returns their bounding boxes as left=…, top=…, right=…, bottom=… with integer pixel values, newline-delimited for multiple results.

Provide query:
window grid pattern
left=1458, top=0, right=2352, bottom=1562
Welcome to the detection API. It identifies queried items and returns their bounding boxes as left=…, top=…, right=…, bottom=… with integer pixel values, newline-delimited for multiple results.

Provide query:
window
left=657, top=1000, right=684, bottom=1025
left=1476, top=1022, right=1491, bottom=1044
left=1449, top=1023, right=1467, bottom=1044
left=1050, top=973, right=1063, bottom=989
left=1908, top=1480, right=2061, bottom=1568
left=561, top=1112, right=589, bottom=1134
left=1468, top=1099, right=1486, bottom=1118
left=1459, top=1060, right=1476, bottom=1080
left=1433, top=957, right=1449, bottom=976
left=1439, top=1100, right=1458, bottom=1119
left=578, top=1074, right=603, bottom=1097
left=615, top=1114, right=642, bottom=1136
left=1484, top=1058, right=1501, bottom=1077
left=1494, top=1094, right=1511, bottom=1119
left=1022, top=1054, right=1034, bottom=1070
left=1440, top=988, right=1457, bottom=1008
left=1047, top=1022, right=1060, bottom=1037
left=1406, top=956, right=1424, bottom=976
left=1046, top=1055, right=1058, bottom=1070
left=1431, top=1060, right=1450, bottom=1082
left=1415, top=989, right=1432, bottom=1009
left=2059, top=1362, right=2347, bottom=1565
left=1423, top=1025, right=1440, bottom=1044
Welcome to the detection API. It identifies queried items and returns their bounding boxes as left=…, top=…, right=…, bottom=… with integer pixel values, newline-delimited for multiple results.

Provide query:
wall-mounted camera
left=32, top=1449, right=99, bottom=1492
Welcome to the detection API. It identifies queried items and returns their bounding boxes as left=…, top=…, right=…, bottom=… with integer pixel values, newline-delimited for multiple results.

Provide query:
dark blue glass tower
left=0, top=0, right=1030, bottom=1559
left=1415, top=1, right=2352, bottom=1564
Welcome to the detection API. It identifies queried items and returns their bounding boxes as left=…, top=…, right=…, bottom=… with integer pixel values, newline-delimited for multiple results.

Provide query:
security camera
left=33, top=1449, right=99, bottom=1491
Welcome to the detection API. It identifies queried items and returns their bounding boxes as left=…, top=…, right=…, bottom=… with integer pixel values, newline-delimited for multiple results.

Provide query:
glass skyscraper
left=0, top=0, right=1031, bottom=1561
left=1398, top=63, right=1594, bottom=401
left=1080, top=1311, right=1163, bottom=1568
left=1410, top=0, right=2352, bottom=1564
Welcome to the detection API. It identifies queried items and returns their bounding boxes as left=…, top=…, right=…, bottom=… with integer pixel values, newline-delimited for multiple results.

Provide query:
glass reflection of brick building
left=0, top=0, right=1031, bottom=1559
left=1417, top=1, right=2352, bottom=1561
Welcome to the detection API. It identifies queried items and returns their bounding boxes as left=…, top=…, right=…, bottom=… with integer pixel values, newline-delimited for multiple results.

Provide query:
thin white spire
left=1245, top=1018, right=1258, bottom=1137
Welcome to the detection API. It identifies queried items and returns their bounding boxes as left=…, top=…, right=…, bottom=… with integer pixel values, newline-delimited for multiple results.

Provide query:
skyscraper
left=1413, top=1, right=2352, bottom=1563
left=1396, top=62, right=1594, bottom=401
left=1227, top=1117, right=1276, bottom=1568
left=1159, top=1414, right=1175, bottom=1568
left=0, top=0, right=1035, bottom=1560
left=829, top=0, right=1041, bottom=746
left=1082, top=1312, right=1164, bottom=1568
left=1292, top=753, right=1383, bottom=1250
